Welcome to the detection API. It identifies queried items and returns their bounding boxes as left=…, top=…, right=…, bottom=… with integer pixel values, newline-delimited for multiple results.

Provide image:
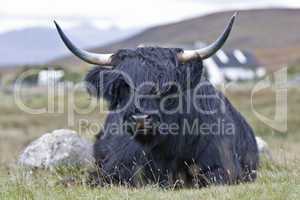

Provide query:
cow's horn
left=178, top=12, right=237, bottom=62
left=54, top=21, right=113, bottom=67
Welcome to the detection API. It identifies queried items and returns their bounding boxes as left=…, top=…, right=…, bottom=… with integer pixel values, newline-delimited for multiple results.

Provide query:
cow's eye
left=160, top=84, right=179, bottom=96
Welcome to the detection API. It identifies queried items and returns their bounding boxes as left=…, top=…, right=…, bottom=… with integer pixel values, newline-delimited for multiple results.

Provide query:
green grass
left=0, top=85, right=300, bottom=199
left=0, top=162, right=299, bottom=200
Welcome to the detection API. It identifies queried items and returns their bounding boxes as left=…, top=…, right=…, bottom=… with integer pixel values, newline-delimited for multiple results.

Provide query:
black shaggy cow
left=54, top=13, right=259, bottom=188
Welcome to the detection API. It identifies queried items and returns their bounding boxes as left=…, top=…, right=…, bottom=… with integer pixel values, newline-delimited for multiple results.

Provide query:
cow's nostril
left=127, top=114, right=161, bottom=134
left=132, top=114, right=149, bottom=122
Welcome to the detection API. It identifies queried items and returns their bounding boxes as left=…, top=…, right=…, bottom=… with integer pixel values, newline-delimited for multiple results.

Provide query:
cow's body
left=86, top=48, right=259, bottom=187
left=54, top=14, right=259, bottom=188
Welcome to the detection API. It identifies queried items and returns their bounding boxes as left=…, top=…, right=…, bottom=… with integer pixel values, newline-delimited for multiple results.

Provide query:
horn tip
left=229, top=12, right=238, bottom=26
left=233, top=11, right=239, bottom=18
left=53, top=20, right=60, bottom=29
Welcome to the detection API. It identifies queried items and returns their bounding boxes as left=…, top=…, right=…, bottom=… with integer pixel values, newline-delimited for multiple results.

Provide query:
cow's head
left=54, top=13, right=237, bottom=144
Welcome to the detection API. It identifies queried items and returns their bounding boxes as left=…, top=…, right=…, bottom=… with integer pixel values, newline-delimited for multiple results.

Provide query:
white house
left=38, top=69, right=64, bottom=86
left=203, top=50, right=266, bottom=85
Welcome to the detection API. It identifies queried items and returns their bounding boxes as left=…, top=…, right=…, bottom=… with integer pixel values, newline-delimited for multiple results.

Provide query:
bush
left=287, top=62, right=300, bottom=76
left=63, top=71, right=83, bottom=83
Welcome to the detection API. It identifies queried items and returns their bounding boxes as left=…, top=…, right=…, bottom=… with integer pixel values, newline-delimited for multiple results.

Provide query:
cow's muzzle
left=127, top=114, right=161, bottom=135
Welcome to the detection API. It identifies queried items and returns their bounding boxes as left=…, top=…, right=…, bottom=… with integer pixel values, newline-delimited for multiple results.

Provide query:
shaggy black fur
left=85, top=47, right=259, bottom=188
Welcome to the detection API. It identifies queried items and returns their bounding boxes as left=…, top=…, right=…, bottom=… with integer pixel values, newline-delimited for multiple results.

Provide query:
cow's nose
left=132, top=114, right=149, bottom=122
left=130, top=113, right=161, bottom=131
left=131, top=114, right=149, bottom=130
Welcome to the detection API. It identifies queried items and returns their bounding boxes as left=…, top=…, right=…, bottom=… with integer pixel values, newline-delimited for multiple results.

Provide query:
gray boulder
left=18, top=129, right=94, bottom=169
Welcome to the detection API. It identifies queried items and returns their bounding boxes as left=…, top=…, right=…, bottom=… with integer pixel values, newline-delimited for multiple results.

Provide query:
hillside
left=52, top=8, right=300, bottom=69
left=0, top=24, right=139, bottom=67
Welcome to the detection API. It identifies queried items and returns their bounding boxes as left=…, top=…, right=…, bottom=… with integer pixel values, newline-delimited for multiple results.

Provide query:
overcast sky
left=1, top=0, right=300, bottom=32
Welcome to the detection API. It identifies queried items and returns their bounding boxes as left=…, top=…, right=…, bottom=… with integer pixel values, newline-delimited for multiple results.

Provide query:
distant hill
left=0, top=24, right=140, bottom=67
left=52, top=8, right=300, bottom=70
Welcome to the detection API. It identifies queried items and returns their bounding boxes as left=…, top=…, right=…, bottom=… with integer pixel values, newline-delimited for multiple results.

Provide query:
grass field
left=0, top=83, right=299, bottom=200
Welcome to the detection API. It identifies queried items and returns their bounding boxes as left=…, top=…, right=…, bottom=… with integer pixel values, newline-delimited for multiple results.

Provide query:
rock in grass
left=256, top=136, right=272, bottom=160
left=18, top=129, right=94, bottom=169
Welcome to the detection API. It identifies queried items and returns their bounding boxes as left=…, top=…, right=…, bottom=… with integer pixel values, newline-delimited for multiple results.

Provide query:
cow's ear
left=85, top=67, right=116, bottom=100
left=85, top=67, right=131, bottom=108
left=108, top=79, right=131, bottom=109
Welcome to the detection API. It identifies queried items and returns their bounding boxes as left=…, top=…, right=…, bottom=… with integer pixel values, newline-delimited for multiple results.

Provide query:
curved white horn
left=178, top=12, right=238, bottom=62
left=54, top=21, right=113, bottom=66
